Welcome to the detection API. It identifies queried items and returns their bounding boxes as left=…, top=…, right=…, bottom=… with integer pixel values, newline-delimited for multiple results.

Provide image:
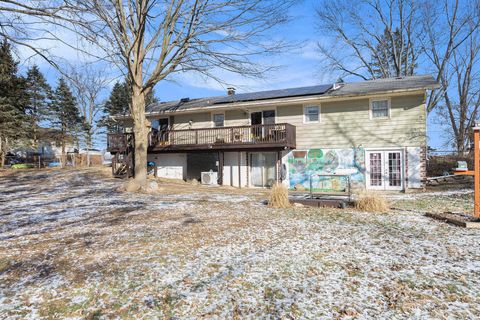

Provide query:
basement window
left=370, top=99, right=390, bottom=118
left=304, top=105, right=320, bottom=123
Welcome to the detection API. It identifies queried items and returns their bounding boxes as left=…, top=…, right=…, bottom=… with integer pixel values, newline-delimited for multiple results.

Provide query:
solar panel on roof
left=144, top=75, right=438, bottom=115
left=213, top=84, right=333, bottom=104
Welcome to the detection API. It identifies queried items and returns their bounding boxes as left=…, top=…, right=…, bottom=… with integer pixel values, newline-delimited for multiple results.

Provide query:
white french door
left=366, top=150, right=404, bottom=190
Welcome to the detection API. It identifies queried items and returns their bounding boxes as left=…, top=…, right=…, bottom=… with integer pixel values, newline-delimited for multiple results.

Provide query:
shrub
left=355, top=192, right=389, bottom=213
left=268, top=183, right=291, bottom=208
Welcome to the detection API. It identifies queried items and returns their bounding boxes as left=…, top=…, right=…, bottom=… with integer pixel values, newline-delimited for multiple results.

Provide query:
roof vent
left=332, top=82, right=344, bottom=90
left=332, top=78, right=344, bottom=91
left=180, top=97, right=190, bottom=103
left=227, top=87, right=235, bottom=96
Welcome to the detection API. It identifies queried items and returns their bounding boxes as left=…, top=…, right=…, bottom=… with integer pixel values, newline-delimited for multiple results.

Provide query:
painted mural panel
left=288, top=147, right=365, bottom=192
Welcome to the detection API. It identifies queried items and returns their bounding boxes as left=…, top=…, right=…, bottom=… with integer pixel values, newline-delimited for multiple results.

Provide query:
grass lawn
left=1, top=168, right=479, bottom=319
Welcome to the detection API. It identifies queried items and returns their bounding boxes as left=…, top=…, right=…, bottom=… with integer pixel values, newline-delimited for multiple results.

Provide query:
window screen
left=304, top=106, right=319, bottom=123
left=371, top=100, right=389, bottom=118
left=213, top=113, right=224, bottom=127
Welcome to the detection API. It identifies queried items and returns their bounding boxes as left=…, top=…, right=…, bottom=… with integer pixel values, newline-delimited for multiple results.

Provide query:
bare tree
left=0, top=1, right=71, bottom=66
left=67, top=65, right=110, bottom=166
left=421, top=0, right=480, bottom=153
left=421, top=0, right=480, bottom=113
left=315, top=0, right=480, bottom=152
left=434, top=29, right=480, bottom=154
left=315, top=0, right=420, bottom=80
left=31, top=0, right=294, bottom=189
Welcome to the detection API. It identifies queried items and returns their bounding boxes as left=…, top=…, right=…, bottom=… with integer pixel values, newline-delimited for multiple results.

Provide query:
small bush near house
left=268, top=183, right=291, bottom=208
left=355, top=192, right=389, bottom=213
left=427, top=154, right=473, bottom=177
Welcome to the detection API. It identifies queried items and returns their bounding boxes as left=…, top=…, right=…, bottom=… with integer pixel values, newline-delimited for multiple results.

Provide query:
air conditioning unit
left=201, top=171, right=218, bottom=185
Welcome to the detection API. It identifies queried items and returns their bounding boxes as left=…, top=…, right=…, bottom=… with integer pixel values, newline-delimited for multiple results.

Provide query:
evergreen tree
left=50, top=78, right=82, bottom=166
left=145, top=88, right=159, bottom=107
left=0, top=40, right=28, bottom=167
left=100, top=81, right=130, bottom=132
left=101, top=80, right=158, bottom=132
left=25, top=65, right=52, bottom=150
left=370, top=28, right=416, bottom=78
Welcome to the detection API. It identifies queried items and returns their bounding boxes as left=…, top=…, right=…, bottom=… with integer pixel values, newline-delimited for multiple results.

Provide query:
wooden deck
left=107, top=123, right=296, bottom=153
left=107, top=133, right=134, bottom=153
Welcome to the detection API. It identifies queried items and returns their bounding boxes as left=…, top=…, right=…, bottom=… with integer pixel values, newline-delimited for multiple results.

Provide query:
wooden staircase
left=109, top=133, right=134, bottom=178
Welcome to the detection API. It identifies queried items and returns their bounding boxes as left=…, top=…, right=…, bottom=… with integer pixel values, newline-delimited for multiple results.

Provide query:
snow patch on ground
left=1, top=169, right=480, bottom=318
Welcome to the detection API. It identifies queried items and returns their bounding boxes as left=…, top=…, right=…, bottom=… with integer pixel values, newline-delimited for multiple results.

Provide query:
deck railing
left=107, top=133, right=133, bottom=153
left=149, top=123, right=295, bottom=148
left=108, top=123, right=295, bottom=152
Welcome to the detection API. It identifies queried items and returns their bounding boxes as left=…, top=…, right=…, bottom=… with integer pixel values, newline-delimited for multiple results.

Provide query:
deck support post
left=238, top=152, right=241, bottom=189
left=112, top=154, right=116, bottom=176
left=218, top=151, right=224, bottom=185
left=276, top=151, right=282, bottom=184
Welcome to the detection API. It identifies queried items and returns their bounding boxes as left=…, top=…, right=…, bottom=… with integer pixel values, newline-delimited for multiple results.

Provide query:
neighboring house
left=108, top=75, right=438, bottom=192
left=12, top=128, right=76, bottom=162
left=36, top=128, right=76, bottom=160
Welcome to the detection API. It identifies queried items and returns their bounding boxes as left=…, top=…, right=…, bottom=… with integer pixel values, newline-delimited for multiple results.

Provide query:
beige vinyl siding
left=277, top=93, right=426, bottom=149
left=159, top=109, right=250, bottom=128
left=170, top=112, right=211, bottom=130
left=225, top=109, right=249, bottom=127
left=145, top=92, right=426, bottom=149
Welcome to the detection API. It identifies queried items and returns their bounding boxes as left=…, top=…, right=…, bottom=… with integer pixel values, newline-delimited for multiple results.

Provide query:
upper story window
left=213, top=113, right=225, bottom=127
left=304, top=105, right=320, bottom=123
left=370, top=98, right=390, bottom=118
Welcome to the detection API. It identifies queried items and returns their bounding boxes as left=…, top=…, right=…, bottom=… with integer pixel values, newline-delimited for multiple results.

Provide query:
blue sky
left=17, top=1, right=444, bottom=150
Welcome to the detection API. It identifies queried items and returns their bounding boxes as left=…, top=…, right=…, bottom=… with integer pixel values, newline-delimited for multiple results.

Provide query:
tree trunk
left=131, top=86, right=148, bottom=188
left=33, top=120, right=38, bottom=153
left=61, top=141, right=65, bottom=168
left=457, top=134, right=468, bottom=157
left=86, top=132, right=92, bottom=167
left=0, top=137, right=4, bottom=169
left=61, top=126, right=66, bottom=168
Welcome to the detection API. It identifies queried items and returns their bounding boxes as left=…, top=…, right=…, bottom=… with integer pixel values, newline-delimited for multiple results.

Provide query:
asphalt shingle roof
left=328, top=75, right=438, bottom=96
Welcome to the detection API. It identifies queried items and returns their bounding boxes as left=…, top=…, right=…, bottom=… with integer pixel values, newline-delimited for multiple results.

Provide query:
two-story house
left=107, top=75, right=438, bottom=192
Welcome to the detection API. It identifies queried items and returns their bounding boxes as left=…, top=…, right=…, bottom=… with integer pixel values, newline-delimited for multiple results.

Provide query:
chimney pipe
left=227, top=87, right=235, bottom=96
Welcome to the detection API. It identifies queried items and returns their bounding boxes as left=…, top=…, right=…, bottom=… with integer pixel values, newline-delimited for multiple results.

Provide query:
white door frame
left=249, top=152, right=277, bottom=188
left=365, top=150, right=385, bottom=190
left=248, top=107, right=277, bottom=125
left=365, top=148, right=404, bottom=191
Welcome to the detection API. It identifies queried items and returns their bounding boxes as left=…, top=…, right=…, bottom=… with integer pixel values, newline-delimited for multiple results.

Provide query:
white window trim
left=303, top=104, right=321, bottom=124
left=369, top=97, right=391, bottom=120
left=248, top=107, right=278, bottom=125
left=211, top=111, right=225, bottom=128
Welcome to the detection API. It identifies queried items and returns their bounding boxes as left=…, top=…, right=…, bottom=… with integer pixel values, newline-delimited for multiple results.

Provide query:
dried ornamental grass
left=355, top=192, right=389, bottom=213
left=188, top=178, right=199, bottom=186
left=268, top=183, right=291, bottom=208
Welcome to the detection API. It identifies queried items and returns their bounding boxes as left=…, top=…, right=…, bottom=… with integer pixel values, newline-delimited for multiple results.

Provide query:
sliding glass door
left=250, top=152, right=277, bottom=187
